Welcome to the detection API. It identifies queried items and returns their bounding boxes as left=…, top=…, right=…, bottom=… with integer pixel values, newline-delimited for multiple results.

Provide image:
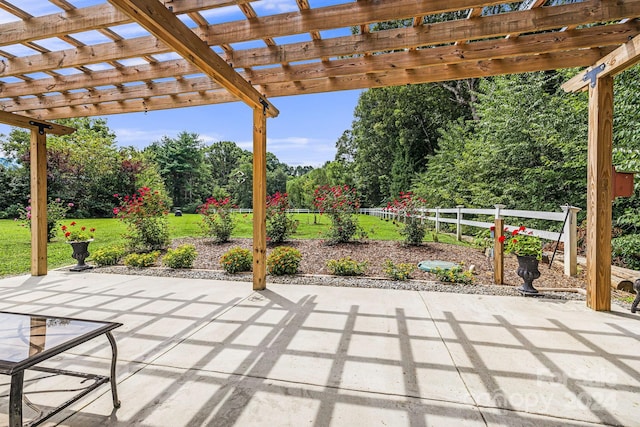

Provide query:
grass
left=0, top=213, right=462, bottom=278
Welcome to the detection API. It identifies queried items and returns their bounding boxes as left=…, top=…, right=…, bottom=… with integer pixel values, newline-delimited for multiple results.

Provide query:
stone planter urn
left=68, top=240, right=93, bottom=272
left=516, top=255, right=540, bottom=294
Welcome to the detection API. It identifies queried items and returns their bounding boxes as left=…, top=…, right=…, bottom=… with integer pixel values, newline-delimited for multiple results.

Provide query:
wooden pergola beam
left=20, top=48, right=609, bottom=120
left=4, top=0, right=635, bottom=80
left=107, top=0, right=278, bottom=117
left=0, top=0, right=256, bottom=48
left=0, top=111, right=75, bottom=135
left=562, top=34, right=640, bottom=93
left=4, top=24, right=634, bottom=113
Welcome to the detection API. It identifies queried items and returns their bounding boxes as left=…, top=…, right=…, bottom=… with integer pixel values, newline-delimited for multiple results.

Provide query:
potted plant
left=61, top=222, right=96, bottom=271
left=500, top=226, right=542, bottom=294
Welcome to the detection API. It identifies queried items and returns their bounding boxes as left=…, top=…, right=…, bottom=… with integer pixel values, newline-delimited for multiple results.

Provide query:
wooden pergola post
left=586, top=76, right=613, bottom=311
left=0, top=112, right=75, bottom=277
left=252, top=107, right=267, bottom=290
left=30, top=129, right=48, bottom=276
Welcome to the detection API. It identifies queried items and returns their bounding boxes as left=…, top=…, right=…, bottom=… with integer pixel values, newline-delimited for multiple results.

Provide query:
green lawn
left=0, top=213, right=461, bottom=278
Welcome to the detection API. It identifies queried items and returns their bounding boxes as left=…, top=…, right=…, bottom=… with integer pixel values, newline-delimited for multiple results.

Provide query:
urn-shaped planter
left=68, top=240, right=93, bottom=272
left=516, top=255, right=540, bottom=294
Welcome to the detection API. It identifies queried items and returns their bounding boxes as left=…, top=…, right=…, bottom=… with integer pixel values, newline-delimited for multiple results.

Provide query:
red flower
left=65, top=232, right=71, bottom=238
left=70, top=221, right=76, bottom=226
left=519, top=225, right=526, bottom=231
left=512, top=229, right=519, bottom=236
left=90, top=228, right=96, bottom=232
left=61, top=225, right=67, bottom=231
left=498, top=235, right=506, bottom=243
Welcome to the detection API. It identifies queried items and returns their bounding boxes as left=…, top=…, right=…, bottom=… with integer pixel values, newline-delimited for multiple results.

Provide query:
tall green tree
left=348, top=83, right=470, bottom=205
left=416, top=71, right=589, bottom=212
left=146, top=131, right=210, bottom=209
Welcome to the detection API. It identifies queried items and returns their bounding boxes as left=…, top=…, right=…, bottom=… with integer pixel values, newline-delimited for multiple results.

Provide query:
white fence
left=362, top=204, right=581, bottom=276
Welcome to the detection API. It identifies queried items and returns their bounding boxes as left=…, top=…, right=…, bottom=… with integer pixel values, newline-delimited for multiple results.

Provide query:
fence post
left=456, top=205, right=464, bottom=241
left=494, top=204, right=505, bottom=285
left=562, top=205, right=582, bottom=276
left=435, top=207, right=440, bottom=233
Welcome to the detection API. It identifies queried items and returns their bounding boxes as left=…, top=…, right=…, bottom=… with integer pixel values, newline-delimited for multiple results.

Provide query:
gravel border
left=91, top=265, right=587, bottom=302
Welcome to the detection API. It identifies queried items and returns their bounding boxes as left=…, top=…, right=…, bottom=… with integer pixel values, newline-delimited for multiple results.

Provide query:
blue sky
left=0, top=0, right=364, bottom=166
left=0, top=91, right=362, bottom=167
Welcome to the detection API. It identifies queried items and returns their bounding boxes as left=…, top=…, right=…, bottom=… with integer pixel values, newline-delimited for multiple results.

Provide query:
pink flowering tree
left=313, top=185, right=365, bottom=244
left=113, top=187, right=170, bottom=251
left=266, top=192, right=298, bottom=243
left=387, top=192, right=429, bottom=246
left=198, top=196, right=235, bottom=243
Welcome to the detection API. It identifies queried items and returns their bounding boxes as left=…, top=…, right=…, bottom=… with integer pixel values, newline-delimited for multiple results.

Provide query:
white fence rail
left=362, top=204, right=581, bottom=276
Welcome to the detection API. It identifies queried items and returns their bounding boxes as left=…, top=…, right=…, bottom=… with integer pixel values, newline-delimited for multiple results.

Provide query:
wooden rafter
left=107, top=0, right=278, bottom=117
left=562, top=34, right=640, bottom=93
left=3, top=0, right=638, bottom=82
left=4, top=24, right=636, bottom=114
left=0, top=110, right=75, bottom=135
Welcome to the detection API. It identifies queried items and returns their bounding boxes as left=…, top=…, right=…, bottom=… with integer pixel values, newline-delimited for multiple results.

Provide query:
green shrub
left=267, top=246, right=302, bottom=275
left=199, top=197, right=235, bottom=243
left=326, top=257, right=367, bottom=276
left=266, top=192, right=298, bottom=243
left=612, top=234, right=640, bottom=270
left=91, top=246, right=126, bottom=266
left=383, top=259, right=415, bottom=281
left=123, top=251, right=160, bottom=268
left=431, top=266, right=474, bottom=285
left=114, top=188, right=171, bottom=251
left=220, top=247, right=253, bottom=273
left=163, top=244, right=197, bottom=269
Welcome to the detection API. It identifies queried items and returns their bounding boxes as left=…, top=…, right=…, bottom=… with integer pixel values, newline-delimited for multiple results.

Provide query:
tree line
left=0, top=118, right=313, bottom=218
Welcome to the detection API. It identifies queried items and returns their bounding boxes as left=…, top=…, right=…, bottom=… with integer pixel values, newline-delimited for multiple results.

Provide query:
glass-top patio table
left=0, top=311, right=122, bottom=427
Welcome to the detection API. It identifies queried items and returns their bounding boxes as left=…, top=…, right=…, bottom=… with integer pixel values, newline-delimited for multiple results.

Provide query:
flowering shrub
left=199, top=196, right=235, bottom=243
left=91, top=246, right=126, bottom=266
left=60, top=221, right=95, bottom=242
left=326, top=257, right=367, bottom=276
left=163, top=244, right=197, bottom=269
left=500, top=226, right=542, bottom=260
left=220, top=247, right=252, bottom=273
left=313, top=185, right=365, bottom=244
left=266, top=192, right=297, bottom=243
left=387, top=192, right=429, bottom=246
left=17, top=198, right=74, bottom=241
left=123, top=251, right=160, bottom=268
left=114, top=188, right=170, bottom=251
left=383, top=260, right=415, bottom=281
left=267, top=246, right=301, bottom=275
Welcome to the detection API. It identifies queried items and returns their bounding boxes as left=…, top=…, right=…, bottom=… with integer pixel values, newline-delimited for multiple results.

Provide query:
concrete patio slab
left=0, top=271, right=638, bottom=426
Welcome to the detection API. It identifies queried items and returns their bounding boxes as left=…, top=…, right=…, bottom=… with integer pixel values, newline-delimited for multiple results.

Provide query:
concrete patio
left=0, top=271, right=638, bottom=427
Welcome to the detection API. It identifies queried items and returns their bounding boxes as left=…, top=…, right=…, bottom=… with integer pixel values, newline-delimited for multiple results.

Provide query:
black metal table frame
left=1, top=312, right=122, bottom=427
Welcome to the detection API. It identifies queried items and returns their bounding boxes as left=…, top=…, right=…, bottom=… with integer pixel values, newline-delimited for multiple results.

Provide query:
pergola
left=1, top=0, right=639, bottom=311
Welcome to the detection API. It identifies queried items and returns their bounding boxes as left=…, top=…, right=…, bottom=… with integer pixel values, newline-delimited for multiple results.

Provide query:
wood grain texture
left=586, top=76, right=613, bottom=311
left=252, top=108, right=267, bottom=291
left=30, top=130, right=48, bottom=276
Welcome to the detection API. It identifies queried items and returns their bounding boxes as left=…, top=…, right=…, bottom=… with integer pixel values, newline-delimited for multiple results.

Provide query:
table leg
left=9, top=371, right=24, bottom=427
left=105, top=331, right=121, bottom=408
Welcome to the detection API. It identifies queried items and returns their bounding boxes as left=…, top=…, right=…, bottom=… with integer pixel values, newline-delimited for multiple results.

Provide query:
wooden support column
left=252, top=107, right=267, bottom=290
left=586, top=75, right=613, bottom=311
left=30, top=129, right=48, bottom=276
